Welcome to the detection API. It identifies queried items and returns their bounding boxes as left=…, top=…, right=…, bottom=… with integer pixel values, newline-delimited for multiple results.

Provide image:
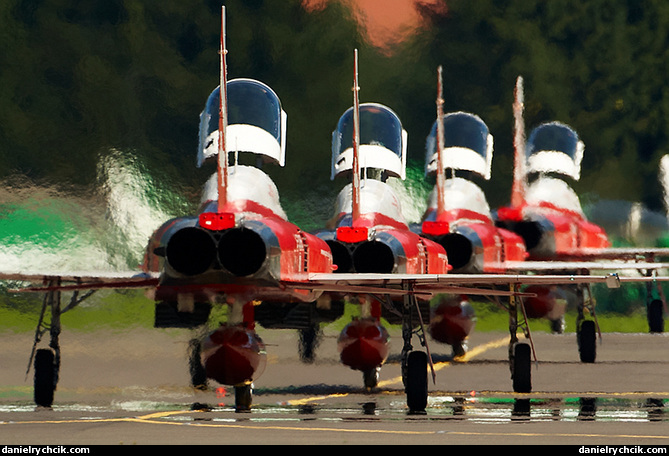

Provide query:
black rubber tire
left=34, top=349, right=56, bottom=407
left=235, top=384, right=253, bottom=413
left=648, top=299, right=665, bottom=333
left=512, top=343, right=532, bottom=393
left=188, top=339, right=208, bottom=390
left=578, top=320, right=597, bottom=363
left=298, top=325, right=321, bottom=364
left=363, top=368, right=379, bottom=389
left=406, top=351, right=428, bottom=414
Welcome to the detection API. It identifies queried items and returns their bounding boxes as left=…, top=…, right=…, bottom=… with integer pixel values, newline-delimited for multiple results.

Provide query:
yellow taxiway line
left=288, top=336, right=510, bottom=405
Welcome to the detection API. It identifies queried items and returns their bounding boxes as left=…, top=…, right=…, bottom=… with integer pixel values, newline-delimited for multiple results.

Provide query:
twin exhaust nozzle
left=164, top=227, right=267, bottom=277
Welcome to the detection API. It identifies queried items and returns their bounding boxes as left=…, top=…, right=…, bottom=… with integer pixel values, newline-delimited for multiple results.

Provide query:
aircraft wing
left=531, top=247, right=669, bottom=262
left=0, top=270, right=160, bottom=292
left=502, top=259, right=669, bottom=273
left=295, top=270, right=664, bottom=296
left=1, top=267, right=667, bottom=298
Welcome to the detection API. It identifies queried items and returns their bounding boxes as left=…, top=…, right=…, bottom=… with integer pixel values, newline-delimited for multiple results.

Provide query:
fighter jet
left=3, top=14, right=668, bottom=413
left=313, top=50, right=449, bottom=401
left=495, top=76, right=669, bottom=360
left=417, top=66, right=528, bottom=358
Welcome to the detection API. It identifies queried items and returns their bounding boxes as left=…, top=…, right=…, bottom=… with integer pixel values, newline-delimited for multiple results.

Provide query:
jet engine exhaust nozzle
left=165, top=227, right=217, bottom=276
left=512, top=220, right=543, bottom=252
left=352, top=240, right=396, bottom=273
left=439, top=233, right=473, bottom=271
left=326, top=240, right=353, bottom=274
left=218, top=227, right=267, bottom=277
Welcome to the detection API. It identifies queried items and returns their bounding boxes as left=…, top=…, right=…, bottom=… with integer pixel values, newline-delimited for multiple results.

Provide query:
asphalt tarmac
left=1, top=325, right=669, bottom=445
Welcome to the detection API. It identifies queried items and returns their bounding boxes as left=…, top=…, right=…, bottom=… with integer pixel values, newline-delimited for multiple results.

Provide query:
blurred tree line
left=1, top=0, right=669, bottom=229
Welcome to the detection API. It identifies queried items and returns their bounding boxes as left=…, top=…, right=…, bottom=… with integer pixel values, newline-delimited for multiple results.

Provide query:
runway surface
left=1, top=325, right=669, bottom=445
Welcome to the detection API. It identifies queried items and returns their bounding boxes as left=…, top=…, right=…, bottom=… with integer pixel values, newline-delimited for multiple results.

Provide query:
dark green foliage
left=413, top=0, right=669, bottom=211
left=1, top=0, right=669, bottom=224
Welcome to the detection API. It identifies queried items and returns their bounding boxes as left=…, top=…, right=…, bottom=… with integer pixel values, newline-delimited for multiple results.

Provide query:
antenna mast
left=511, top=75, right=526, bottom=208
left=218, top=6, right=229, bottom=209
left=351, top=49, right=361, bottom=224
left=435, top=65, right=446, bottom=217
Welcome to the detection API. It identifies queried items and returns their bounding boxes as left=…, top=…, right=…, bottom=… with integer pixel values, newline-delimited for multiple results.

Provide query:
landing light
left=497, top=206, right=523, bottom=222
left=422, top=221, right=450, bottom=236
left=336, top=226, right=369, bottom=243
left=199, top=212, right=235, bottom=231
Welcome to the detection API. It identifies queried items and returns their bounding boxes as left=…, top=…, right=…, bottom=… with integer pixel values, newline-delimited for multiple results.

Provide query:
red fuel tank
left=201, top=324, right=267, bottom=386
left=338, top=317, right=390, bottom=372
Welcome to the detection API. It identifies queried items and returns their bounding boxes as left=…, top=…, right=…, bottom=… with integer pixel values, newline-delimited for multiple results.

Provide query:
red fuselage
left=141, top=167, right=334, bottom=388
left=496, top=201, right=610, bottom=261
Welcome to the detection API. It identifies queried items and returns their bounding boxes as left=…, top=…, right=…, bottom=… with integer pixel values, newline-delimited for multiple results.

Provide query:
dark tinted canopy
left=201, top=78, right=284, bottom=143
left=426, top=112, right=490, bottom=163
left=333, top=103, right=404, bottom=158
left=526, top=122, right=580, bottom=159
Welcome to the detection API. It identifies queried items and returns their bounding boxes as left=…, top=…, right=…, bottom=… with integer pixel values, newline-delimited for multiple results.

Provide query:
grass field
left=0, top=289, right=657, bottom=335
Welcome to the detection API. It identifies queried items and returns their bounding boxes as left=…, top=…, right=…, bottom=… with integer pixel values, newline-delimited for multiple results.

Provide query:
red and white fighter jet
left=3, top=14, right=669, bottom=413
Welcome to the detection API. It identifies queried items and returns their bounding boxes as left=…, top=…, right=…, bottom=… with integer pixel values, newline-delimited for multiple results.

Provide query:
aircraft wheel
left=550, top=317, right=565, bottom=334
left=363, top=367, right=379, bottom=389
left=188, top=339, right=208, bottom=390
left=512, top=343, right=532, bottom=393
left=648, top=299, right=664, bottom=333
left=298, top=325, right=321, bottom=363
left=34, top=349, right=56, bottom=407
left=235, top=384, right=252, bottom=412
left=452, top=342, right=467, bottom=359
left=405, top=351, right=428, bottom=414
left=578, top=320, right=597, bottom=363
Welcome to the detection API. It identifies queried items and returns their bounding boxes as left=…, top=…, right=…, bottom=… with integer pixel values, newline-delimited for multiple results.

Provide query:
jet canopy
left=425, top=112, right=493, bottom=180
left=198, top=78, right=287, bottom=168
left=331, top=103, right=407, bottom=180
left=525, top=121, right=584, bottom=181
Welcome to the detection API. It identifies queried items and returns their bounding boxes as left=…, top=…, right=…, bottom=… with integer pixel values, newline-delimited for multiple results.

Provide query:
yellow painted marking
left=458, top=337, right=510, bottom=362
left=4, top=414, right=669, bottom=441
left=5, top=334, right=669, bottom=443
left=282, top=393, right=349, bottom=406
left=300, top=336, right=510, bottom=400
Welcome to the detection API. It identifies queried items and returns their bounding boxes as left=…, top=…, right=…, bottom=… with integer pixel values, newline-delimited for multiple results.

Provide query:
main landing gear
left=396, top=283, right=537, bottom=412
left=646, top=274, right=666, bottom=334
left=506, top=285, right=535, bottom=394
left=572, top=283, right=599, bottom=363
left=396, top=285, right=434, bottom=415
left=28, top=280, right=97, bottom=407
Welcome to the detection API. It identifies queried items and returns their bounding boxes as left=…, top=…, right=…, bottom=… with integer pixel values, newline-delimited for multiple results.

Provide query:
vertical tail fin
left=351, top=49, right=361, bottom=225
left=435, top=65, right=446, bottom=217
left=218, top=6, right=229, bottom=209
left=511, top=75, right=526, bottom=208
